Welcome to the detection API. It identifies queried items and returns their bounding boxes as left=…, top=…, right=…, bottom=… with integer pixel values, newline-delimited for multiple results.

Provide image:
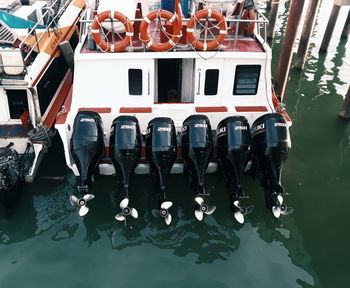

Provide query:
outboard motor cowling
left=110, top=116, right=141, bottom=223
left=70, top=111, right=105, bottom=216
left=251, top=113, right=293, bottom=218
left=217, top=116, right=253, bottom=224
left=146, top=117, right=177, bottom=225
left=182, top=115, right=216, bottom=221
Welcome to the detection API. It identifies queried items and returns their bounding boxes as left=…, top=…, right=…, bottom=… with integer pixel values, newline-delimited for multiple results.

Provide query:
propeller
left=151, top=201, right=173, bottom=225
left=194, top=196, right=216, bottom=221
left=271, top=195, right=294, bottom=218
left=115, top=197, right=138, bottom=224
left=70, top=194, right=95, bottom=216
left=233, top=200, right=254, bottom=224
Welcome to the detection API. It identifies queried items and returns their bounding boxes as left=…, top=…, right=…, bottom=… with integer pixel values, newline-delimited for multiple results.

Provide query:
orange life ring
left=91, top=11, right=134, bottom=52
left=186, top=9, right=227, bottom=51
left=139, top=9, right=182, bottom=52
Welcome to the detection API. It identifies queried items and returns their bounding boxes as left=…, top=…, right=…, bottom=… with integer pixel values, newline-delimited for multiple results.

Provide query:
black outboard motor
left=217, top=116, right=253, bottom=224
left=182, top=115, right=216, bottom=221
left=110, top=116, right=141, bottom=223
left=146, top=117, right=177, bottom=225
left=251, top=113, right=293, bottom=218
left=70, top=111, right=105, bottom=216
left=0, top=143, right=22, bottom=206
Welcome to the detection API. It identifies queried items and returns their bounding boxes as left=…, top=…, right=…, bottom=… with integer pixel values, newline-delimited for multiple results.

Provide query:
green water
left=1, top=2, right=350, bottom=288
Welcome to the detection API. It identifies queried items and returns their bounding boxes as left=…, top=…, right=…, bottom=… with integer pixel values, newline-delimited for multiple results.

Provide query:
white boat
left=56, top=0, right=293, bottom=223
left=0, top=0, right=85, bottom=206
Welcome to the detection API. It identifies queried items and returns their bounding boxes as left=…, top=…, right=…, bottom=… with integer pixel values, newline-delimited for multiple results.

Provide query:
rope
left=28, top=125, right=56, bottom=147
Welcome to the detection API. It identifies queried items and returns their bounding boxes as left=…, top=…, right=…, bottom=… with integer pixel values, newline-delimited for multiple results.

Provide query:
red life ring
left=186, top=9, right=227, bottom=51
left=139, top=9, right=182, bottom=52
left=91, top=11, right=134, bottom=52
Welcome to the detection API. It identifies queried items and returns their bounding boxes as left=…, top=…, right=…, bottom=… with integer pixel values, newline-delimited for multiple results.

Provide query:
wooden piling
left=319, top=3, right=341, bottom=52
left=294, top=0, right=321, bottom=70
left=266, top=0, right=272, bottom=10
left=267, top=0, right=280, bottom=40
left=338, top=86, right=350, bottom=119
left=275, top=0, right=306, bottom=100
left=341, top=10, right=350, bottom=38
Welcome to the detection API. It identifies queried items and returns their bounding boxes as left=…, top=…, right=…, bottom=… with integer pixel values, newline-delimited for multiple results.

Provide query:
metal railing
left=79, top=7, right=268, bottom=52
left=18, top=0, right=72, bottom=61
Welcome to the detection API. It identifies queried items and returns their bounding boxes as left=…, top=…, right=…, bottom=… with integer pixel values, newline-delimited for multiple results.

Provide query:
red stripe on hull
left=119, top=107, right=152, bottom=113
left=195, top=106, right=228, bottom=113
left=235, top=106, right=268, bottom=112
left=56, top=87, right=73, bottom=125
left=43, top=71, right=73, bottom=128
left=78, top=108, right=111, bottom=113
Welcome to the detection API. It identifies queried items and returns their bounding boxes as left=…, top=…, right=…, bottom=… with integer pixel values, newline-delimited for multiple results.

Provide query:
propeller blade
left=195, top=209, right=204, bottom=221
left=120, top=198, right=129, bottom=209
left=233, top=200, right=241, bottom=209
left=234, top=211, right=244, bottom=224
left=115, top=213, right=126, bottom=221
left=195, top=197, right=204, bottom=206
left=70, top=195, right=79, bottom=206
left=205, top=206, right=216, bottom=215
left=161, top=201, right=173, bottom=210
left=79, top=205, right=89, bottom=217
left=83, top=194, right=95, bottom=201
left=272, top=206, right=281, bottom=218
left=151, top=209, right=160, bottom=218
left=165, top=213, right=172, bottom=225
left=277, top=195, right=283, bottom=205
left=130, top=208, right=139, bottom=219
left=280, top=206, right=294, bottom=215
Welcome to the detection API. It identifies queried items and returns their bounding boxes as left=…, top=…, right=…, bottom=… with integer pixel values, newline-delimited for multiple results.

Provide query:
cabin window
left=233, top=65, right=261, bottom=95
left=204, top=69, right=219, bottom=95
left=6, top=89, right=28, bottom=119
left=128, top=69, right=143, bottom=95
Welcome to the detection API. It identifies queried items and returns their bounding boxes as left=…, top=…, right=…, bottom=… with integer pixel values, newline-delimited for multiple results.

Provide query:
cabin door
left=194, top=58, right=224, bottom=105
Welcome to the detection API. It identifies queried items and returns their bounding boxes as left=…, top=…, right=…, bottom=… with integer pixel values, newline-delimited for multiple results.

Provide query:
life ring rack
left=139, top=9, right=182, bottom=52
left=186, top=9, right=227, bottom=51
left=91, top=10, right=134, bottom=52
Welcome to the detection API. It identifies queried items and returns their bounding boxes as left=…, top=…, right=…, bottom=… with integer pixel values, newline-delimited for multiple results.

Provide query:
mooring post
left=275, top=0, right=306, bottom=100
left=338, top=86, right=350, bottom=119
left=319, top=2, right=342, bottom=52
left=341, top=10, right=350, bottom=38
left=294, top=0, right=321, bottom=70
left=267, top=0, right=280, bottom=40
left=266, top=0, right=272, bottom=10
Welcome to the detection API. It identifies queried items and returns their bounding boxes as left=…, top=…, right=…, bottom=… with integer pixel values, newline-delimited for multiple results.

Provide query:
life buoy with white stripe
left=186, top=9, right=227, bottom=51
left=91, top=10, right=134, bottom=52
left=139, top=10, right=182, bottom=52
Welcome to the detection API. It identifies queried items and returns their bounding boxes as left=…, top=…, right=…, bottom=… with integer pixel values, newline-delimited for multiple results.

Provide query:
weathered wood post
left=266, top=0, right=272, bottom=10
left=319, top=1, right=344, bottom=52
left=294, top=0, right=321, bottom=70
left=267, top=0, right=280, bottom=40
left=341, top=10, right=350, bottom=38
left=274, top=0, right=306, bottom=100
left=338, top=86, right=350, bottom=119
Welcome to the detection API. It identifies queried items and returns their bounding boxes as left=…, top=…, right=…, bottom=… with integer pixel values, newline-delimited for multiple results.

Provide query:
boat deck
left=80, top=36, right=265, bottom=54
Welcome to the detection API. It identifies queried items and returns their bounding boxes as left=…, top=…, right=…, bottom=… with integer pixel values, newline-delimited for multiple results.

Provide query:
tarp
left=0, top=10, right=45, bottom=29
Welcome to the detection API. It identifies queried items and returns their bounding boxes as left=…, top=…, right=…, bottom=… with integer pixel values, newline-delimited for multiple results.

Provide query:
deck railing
left=79, top=7, right=268, bottom=51
left=19, top=0, right=73, bottom=62
left=0, top=0, right=72, bottom=79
